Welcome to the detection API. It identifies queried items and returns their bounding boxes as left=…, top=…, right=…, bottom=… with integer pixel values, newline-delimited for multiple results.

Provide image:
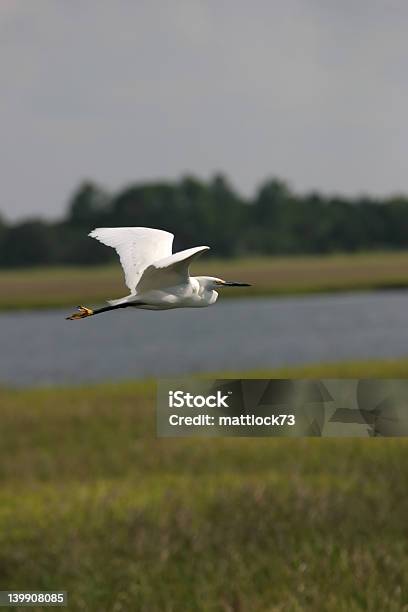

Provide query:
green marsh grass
left=0, top=360, right=408, bottom=610
left=2, top=250, right=408, bottom=310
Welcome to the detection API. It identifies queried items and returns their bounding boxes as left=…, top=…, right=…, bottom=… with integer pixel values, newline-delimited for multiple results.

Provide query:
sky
left=1, top=0, right=408, bottom=221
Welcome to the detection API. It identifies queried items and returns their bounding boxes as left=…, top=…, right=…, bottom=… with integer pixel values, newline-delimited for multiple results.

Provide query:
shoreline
left=2, top=282, right=408, bottom=312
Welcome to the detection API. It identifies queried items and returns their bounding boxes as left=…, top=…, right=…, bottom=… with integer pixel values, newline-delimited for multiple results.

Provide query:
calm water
left=1, top=292, right=408, bottom=387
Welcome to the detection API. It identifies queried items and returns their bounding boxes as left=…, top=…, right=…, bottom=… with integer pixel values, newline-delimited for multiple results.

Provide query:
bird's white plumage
left=89, top=227, right=174, bottom=293
left=136, top=246, right=210, bottom=293
left=66, top=226, right=249, bottom=319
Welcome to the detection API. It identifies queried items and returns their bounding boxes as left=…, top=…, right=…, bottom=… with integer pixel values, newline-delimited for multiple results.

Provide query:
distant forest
left=1, top=174, right=408, bottom=267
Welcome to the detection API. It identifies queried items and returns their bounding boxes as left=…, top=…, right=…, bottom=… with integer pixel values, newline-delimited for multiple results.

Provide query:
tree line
left=1, top=174, right=408, bottom=267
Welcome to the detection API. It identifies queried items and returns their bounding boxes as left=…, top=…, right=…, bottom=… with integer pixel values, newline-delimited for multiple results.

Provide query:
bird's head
left=196, top=276, right=251, bottom=290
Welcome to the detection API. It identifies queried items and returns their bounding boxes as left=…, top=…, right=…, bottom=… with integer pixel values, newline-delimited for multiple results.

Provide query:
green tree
left=67, top=181, right=110, bottom=228
left=0, top=221, right=57, bottom=267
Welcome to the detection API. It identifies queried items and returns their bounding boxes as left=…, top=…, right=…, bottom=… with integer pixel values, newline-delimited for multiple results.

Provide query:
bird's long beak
left=221, top=281, right=251, bottom=287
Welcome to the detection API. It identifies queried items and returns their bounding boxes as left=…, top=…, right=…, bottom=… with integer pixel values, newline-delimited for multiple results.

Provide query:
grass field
left=1, top=360, right=408, bottom=611
left=2, top=250, right=408, bottom=310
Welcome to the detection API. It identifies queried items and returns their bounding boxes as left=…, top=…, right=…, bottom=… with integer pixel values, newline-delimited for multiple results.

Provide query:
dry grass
left=2, top=250, right=408, bottom=309
left=0, top=361, right=408, bottom=610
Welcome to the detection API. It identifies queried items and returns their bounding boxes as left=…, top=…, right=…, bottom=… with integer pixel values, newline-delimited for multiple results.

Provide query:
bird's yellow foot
left=66, top=306, right=94, bottom=321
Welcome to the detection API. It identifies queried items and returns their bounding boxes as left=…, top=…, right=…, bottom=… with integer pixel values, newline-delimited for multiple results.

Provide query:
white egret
left=66, top=227, right=250, bottom=320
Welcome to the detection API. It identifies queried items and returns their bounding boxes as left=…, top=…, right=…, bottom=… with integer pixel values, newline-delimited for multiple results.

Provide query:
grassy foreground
left=2, top=250, right=408, bottom=310
left=0, top=360, right=408, bottom=611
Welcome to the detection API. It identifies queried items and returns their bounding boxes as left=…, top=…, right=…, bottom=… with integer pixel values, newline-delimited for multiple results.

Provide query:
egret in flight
left=66, top=227, right=250, bottom=320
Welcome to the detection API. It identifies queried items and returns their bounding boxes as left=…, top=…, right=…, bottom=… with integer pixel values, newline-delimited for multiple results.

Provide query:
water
left=1, top=291, right=408, bottom=387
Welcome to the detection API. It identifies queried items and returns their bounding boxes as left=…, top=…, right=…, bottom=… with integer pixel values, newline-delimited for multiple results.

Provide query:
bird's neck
left=191, top=277, right=218, bottom=305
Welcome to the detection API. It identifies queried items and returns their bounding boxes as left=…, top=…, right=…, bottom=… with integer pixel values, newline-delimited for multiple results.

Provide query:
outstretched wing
left=136, top=246, right=210, bottom=293
left=89, top=227, right=174, bottom=293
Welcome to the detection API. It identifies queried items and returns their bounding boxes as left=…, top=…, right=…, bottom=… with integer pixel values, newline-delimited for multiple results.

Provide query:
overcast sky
left=1, top=0, right=407, bottom=221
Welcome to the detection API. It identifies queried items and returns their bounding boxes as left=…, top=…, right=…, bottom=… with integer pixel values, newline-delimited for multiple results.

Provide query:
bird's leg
left=66, top=305, right=94, bottom=320
left=66, top=303, right=133, bottom=320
